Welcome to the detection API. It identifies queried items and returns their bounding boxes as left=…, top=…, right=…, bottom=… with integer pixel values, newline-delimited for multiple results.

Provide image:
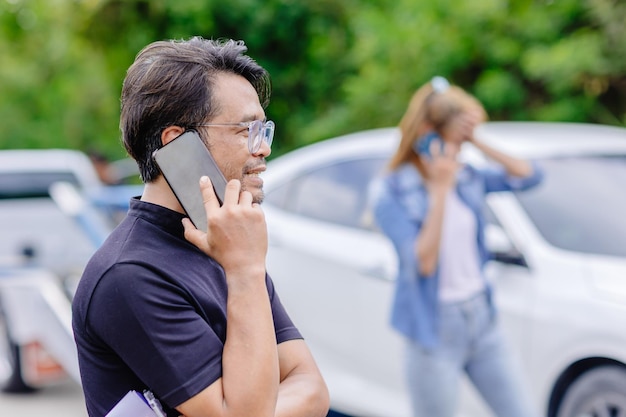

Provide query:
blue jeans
left=405, top=292, right=537, bottom=417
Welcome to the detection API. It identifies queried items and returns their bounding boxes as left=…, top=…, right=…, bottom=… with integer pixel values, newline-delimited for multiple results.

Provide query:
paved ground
left=0, top=381, right=353, bottom=417
left=0, top=381, right=86, bottom=417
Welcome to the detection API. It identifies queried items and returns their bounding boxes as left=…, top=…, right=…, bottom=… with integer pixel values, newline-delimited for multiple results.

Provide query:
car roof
left=475, top=121, right=626, bottom=158
left=266, top=127, right=398, bottom=175
left=0, top=148, right=101, bottom=184
left=267, top=121, right=626, bottom=173
left=0, top=148, right=92, bottom=170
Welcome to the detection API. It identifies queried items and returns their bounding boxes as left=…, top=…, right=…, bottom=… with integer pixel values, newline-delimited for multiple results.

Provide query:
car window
left=514, top=156, right=626, bottom=257
left=266, top=157, right=387, bottom=229
left=0, top=172, right=80, bottom=199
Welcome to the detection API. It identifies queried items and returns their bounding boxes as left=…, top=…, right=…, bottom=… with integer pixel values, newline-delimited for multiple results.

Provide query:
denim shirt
left=370, top=161, right=543, bottom=348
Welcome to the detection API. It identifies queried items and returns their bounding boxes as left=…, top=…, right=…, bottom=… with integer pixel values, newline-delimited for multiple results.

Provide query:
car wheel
left=0, top=303, right=36, bottom=393
left=556, top=365, right=626, bottom=417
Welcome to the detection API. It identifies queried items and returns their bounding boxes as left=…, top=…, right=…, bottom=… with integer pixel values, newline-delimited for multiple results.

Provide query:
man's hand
left=183, top=176, right=268, bottom=277
left=179, top=175, right=278, bottom=417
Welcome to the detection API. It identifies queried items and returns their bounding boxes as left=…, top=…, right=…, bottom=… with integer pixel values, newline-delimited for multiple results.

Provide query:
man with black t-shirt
left=72, top=37, right=329, bottom=417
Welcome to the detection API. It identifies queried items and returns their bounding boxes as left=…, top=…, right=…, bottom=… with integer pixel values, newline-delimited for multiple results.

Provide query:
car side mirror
left=485, top=223, right=528, bottom=268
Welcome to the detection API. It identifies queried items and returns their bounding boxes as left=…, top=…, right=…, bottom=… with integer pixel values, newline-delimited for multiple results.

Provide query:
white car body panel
left=0, top=149, right=135, bottom=389
left=263, top=122, right=626, bottom=417
left=0, top=266, right=80, bottom=385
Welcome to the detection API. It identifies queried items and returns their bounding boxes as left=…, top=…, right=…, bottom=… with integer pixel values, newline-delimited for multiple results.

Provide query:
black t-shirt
left=72, top=198, right=302, bottom=417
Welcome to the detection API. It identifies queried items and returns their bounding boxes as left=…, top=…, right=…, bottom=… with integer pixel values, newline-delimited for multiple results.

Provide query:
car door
left=264, top=156, right=411, bottom=416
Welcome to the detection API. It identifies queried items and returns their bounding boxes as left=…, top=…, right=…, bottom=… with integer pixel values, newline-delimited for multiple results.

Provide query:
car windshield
left=266, top=157, right=387, bottom=230
left=0, top=172, right=80, bottom=199
left=514, top=155, right=626, bottom=257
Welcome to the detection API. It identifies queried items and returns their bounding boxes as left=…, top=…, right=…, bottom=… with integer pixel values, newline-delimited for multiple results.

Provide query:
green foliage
left=75, top=0, right=356, bottom=156
left=0, top=0, right=624, bottom=159
left=304, top=0, right=625, bottom=141
left=0, top=0, right=121, bottom=156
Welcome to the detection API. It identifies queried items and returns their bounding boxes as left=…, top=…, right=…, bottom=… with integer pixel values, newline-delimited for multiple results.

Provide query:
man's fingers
left=222, top=179, right=242, bottom=206
left=239, top=190, right=253, bottom=206
left=182, top=217, right=198, bottom=237
left=199, top=176, right=221, bottom=211
left=182, top=218, right=209, bottom=252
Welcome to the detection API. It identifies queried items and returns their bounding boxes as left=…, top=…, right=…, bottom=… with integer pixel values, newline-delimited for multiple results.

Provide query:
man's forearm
left=275, top=372, right=330, bottom=417
left=222, top=270, right=279, bottom=417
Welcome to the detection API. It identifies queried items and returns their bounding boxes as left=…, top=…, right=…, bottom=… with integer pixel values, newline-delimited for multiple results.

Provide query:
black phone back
left=152, top=131, right=227, bottom=232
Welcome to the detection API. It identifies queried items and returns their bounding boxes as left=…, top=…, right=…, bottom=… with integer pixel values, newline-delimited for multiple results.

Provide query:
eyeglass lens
left=249, top=120, right=274, bottom=153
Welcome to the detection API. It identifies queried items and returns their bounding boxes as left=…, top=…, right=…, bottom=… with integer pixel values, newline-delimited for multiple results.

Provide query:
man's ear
left=161, top=126, right=185, bottom=146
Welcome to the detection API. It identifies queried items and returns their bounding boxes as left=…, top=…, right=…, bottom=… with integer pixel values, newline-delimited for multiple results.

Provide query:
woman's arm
left=469, top=137, right=533, bottom=178
left=415, top=186, right=447, bottom=276
left=415, top=144, right=459, bottom=276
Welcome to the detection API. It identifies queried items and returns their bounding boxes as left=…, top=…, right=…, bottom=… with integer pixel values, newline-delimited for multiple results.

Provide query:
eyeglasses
left=193, top=119, right=275, bottom=154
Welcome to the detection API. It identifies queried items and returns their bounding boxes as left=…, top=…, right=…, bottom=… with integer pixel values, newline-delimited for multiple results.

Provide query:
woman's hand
left=424, top=142, right=459, bottom=194
left=444, top=110, right=483, bottom=144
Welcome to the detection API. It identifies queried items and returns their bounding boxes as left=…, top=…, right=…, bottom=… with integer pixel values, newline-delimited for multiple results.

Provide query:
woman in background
left=370, top=77, right=542, bottom=417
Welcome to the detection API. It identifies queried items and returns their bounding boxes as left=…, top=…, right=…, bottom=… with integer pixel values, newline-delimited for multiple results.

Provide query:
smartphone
left=413, top=131, right=444, bottom=157
left=152, top=130, right=228, bottom=232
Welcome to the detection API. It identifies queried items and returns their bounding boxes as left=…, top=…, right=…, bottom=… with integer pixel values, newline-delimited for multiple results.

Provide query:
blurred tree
left=303, top=0, right=626, bottom=142
left=0, top=0, right=624, bottom=157
left=0, top=0, right=355, bottom=157
left=0, top=0, right=121, bottom=156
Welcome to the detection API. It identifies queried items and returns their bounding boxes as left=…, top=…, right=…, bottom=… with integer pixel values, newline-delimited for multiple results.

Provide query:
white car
left=0, top=149, right=105, bottom=273
left=0, top=149, right=140, bottom=274
left=0, top=149, right=141, bottom=393
left=262, top=122, right=626, bottom=417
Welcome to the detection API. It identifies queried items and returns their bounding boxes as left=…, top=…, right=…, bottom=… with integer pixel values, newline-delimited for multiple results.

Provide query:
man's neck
left=141, top=176, right=185, bottom=215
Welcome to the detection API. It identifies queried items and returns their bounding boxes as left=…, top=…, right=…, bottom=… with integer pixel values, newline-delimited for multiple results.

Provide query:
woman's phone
left=414, top=131, right=444, bottom=157
left=152, top=130, right=228, bottom=232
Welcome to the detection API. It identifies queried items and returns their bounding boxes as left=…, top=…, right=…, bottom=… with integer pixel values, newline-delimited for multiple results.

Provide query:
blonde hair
left=387, top=79, right=487, bottom=177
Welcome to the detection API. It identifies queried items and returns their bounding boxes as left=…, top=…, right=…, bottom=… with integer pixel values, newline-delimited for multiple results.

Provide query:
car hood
left=586, top=256, right=626, bottom=305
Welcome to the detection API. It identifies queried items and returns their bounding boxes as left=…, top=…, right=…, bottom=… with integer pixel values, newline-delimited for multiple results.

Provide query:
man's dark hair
left=120, top=37, right=271, bottom=182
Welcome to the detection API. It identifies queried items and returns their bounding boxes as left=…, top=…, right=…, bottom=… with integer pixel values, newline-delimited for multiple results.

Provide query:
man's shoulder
left=73, top=215, right=225, bottom=307
left=72, top=217, right=160, bottom=316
